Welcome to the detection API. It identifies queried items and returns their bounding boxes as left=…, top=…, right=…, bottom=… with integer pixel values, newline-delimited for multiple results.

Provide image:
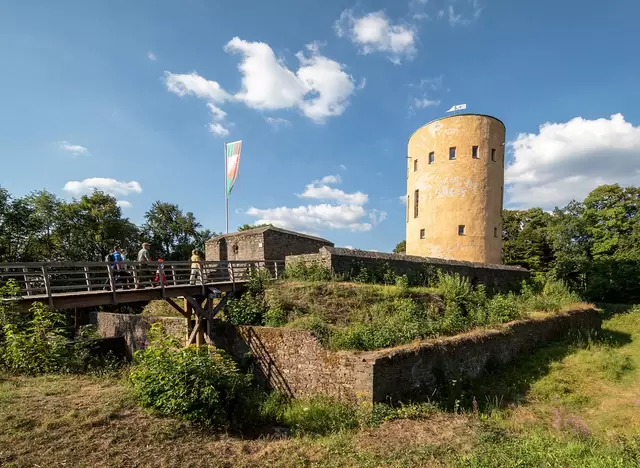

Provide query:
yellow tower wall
left=406, top=114, right=505, bottom=264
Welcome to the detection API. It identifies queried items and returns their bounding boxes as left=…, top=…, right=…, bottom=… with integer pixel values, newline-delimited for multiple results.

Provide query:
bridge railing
left=0, top=260, right=285, bottom=301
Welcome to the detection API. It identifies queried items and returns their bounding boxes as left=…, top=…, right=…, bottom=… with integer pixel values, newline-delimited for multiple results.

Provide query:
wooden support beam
left=184, top=297, right=193, bottom=344
left=187, top=318, right=201, bottom=345
left=165, top=298, right=189, bottom=318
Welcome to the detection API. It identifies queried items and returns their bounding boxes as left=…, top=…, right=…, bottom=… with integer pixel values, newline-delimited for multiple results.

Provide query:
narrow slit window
left=491, top=148, right=496, bottom=162
left=414, top=189, right=419, bottom=218
left=458, top=225, right=465, bottom=236
left=494, top=227, right=498, bottom=238
left=413, top=159, right=418, bottom=171
left=472, top=146, right=479, bottom=159
left=406, top=196, right=409, bottom=223
left=449, top=147, right=456, bottom=160
left=428, top=152, right=435, bottom=164
left=420, top=229, right=425, bottom=239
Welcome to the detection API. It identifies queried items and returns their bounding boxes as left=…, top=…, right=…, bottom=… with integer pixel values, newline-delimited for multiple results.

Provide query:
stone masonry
left=206, top=226, right=333, bottom=262
left=286, top=247, right=529, bottom=291
left=93, top=307, right=600, bottom=403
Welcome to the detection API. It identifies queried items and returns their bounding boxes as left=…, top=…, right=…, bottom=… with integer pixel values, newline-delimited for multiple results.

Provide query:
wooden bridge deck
left=1, top=260, right=283, bottom=310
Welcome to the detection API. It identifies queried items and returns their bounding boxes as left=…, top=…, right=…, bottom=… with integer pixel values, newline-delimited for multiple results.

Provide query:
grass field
left=1, top=305, right=639, bottom=467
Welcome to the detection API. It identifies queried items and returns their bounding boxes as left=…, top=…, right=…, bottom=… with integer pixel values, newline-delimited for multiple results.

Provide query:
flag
left=225, top=140, right=242, bottom=196
left=446, top=104, right=467, bottom=112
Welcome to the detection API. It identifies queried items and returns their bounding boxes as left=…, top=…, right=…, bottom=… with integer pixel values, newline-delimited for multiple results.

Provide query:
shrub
left=285, top=261, right=333, bottom=282
left=264, top=307, right=288, bottom=327
left=286, top=315, right=331, bottom=346
left=282, top=396, right=359, bottom=435
left=486, top=293, right=523, bottom=324
left=129, top=323, right=255, bottom=427
left=225, top=292, right=267, bottom=325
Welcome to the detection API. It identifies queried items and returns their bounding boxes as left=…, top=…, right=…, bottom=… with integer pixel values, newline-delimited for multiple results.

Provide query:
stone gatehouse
left=205, top=225, right=333, bottom=262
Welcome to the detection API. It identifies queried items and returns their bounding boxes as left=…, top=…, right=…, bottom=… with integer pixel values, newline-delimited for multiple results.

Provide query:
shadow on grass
left=437, top=323, right=633, bottom=412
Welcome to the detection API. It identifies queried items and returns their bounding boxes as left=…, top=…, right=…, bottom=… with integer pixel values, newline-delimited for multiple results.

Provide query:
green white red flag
left=225, top=140, right=242, bottom=196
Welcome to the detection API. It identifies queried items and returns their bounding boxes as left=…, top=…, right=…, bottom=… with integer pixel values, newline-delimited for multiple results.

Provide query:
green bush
left=285, top=261, right=333, bottom=282
left=286, top=315, right=331, bottom=345
left=129, top=324, right=256, bottom=427
left=282, top=396, right=359, bottom=435
left=225, top=292, right=267, bottom=325
left=264, top=307, right=288, bottom=327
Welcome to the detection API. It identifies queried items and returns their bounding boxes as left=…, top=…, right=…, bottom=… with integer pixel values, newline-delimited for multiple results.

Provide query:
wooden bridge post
left=184, top=297, right=193, bottom=344
left=41, top=265, right=53, bottom=308
left=106, top=265, right=117, bottom=304
left=83, top=266, right=91, bottom=291
left=23, top=267, right=33, bottom=296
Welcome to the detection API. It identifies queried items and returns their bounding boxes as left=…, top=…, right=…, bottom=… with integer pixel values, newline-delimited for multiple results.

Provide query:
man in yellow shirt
left=189, top=250, right=202, bottom=285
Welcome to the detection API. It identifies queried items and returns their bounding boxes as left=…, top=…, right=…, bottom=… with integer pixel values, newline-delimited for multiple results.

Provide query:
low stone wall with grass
left=371, top=307, right=601, bottom=402
left=286, top=247, right=529, bottom=291
left=89, top=312, right=186, bottom=356
left=91, top=307, right=600, bottom=403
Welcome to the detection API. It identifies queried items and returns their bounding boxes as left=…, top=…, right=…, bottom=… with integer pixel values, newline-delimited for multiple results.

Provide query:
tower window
left=494, top=227, right=498, bottom=238
left=428, top=152, right=435, bottom=164
left=414, top=189, right=419, bottom=218
left=420, top=229, right=425, bottom=239
left=458, top=225, right=465, bottom=236
left=472, top=146, right=479, bottom=159
left=413, top=159, right=418, bottom=171
left=491, top=148, right=496, bottom=162
left=449, top=147, right=456, bottom=160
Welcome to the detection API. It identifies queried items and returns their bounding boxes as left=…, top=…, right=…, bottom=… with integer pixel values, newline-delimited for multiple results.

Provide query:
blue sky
left=2, top=0, right=640, bottom=252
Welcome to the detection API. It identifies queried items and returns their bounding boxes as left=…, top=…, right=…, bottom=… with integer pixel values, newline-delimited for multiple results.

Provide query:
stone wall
left=89, top=312, right=186, bottom=356
left=206, top=232, right=265, bottom=261
left=210, top=321, right=374, bottom=401
left=91, top=308, right=600, bottom=403
left=263, top=229, right=333, bottom=261
left=286, top=247, right=529, bottom=291
left=371, top=307, right=601, bottom=402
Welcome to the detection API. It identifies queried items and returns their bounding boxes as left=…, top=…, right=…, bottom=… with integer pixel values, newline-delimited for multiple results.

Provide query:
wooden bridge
left=1, top=260, right=284, bottom=346
left=0, top=260, right=283, bottom=310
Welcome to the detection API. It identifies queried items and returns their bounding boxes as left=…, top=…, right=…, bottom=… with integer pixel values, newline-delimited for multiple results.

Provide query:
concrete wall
left=286, top=247, right=528, bottom=291
left=92, top=307, right=600, bottom=403
left=407, top=114, right=505, bottom=264
left=263, top=229, right=333, bottom=261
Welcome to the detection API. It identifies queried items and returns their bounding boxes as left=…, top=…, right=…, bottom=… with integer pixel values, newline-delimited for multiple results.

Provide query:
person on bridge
left=189, top=249, right=202, bottom=285
left=135, top=242, right=152, bottom=289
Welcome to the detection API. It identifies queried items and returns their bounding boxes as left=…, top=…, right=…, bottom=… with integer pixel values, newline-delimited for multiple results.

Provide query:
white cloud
left=343, top=245, right=354, bottom=249
left=164, top=71, right=230, bottom=102
left=247, top=204, right=373, bottom=232
left=413, top=98, right=441, bottom=108
left=335, top=10, right=417, bottom=63
left=265, top=117, right=292, bottom=129
left=59, top=141, right=89, bottom=156
left=247, top=176, right=385, bottom=232
left=206, top=102, right=230, bottom=136
left=225, top=37, right=357, bottom=121
left=299, top=183, right=368, bottom=205
left=208, top=122, right=230, bottom=136
left=317, top=175, right=341, bottom=184
left=399, top=195, right=407, bottom=204
left=116, top=200, right=132, bottom=208
left=148, top=51, right=157, bottom=61
left=447, top=0, right=483, bottom=26
left=506, top=113, right=640, bottom=209
left=369, top=209, right=387, bottom=225
left=63, top=178, right=142, bottom=197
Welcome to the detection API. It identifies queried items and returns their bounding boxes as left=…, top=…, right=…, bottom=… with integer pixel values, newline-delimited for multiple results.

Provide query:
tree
left=393, top=240, right=406, bottom=254
left=143, top=202, right=204, bottom=260
left=501, top=208, right=554, bottom=272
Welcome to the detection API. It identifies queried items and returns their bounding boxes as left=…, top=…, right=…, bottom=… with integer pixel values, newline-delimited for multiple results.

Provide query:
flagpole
left=224, top=141, right=229, bottom=234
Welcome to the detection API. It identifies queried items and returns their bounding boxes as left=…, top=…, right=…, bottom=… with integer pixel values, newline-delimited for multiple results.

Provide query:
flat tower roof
left=408, top=113, right=506, bottom=143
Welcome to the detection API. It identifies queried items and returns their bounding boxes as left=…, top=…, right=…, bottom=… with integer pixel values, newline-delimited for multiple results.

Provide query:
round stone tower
left=406, top=114, right=505, bottom=264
